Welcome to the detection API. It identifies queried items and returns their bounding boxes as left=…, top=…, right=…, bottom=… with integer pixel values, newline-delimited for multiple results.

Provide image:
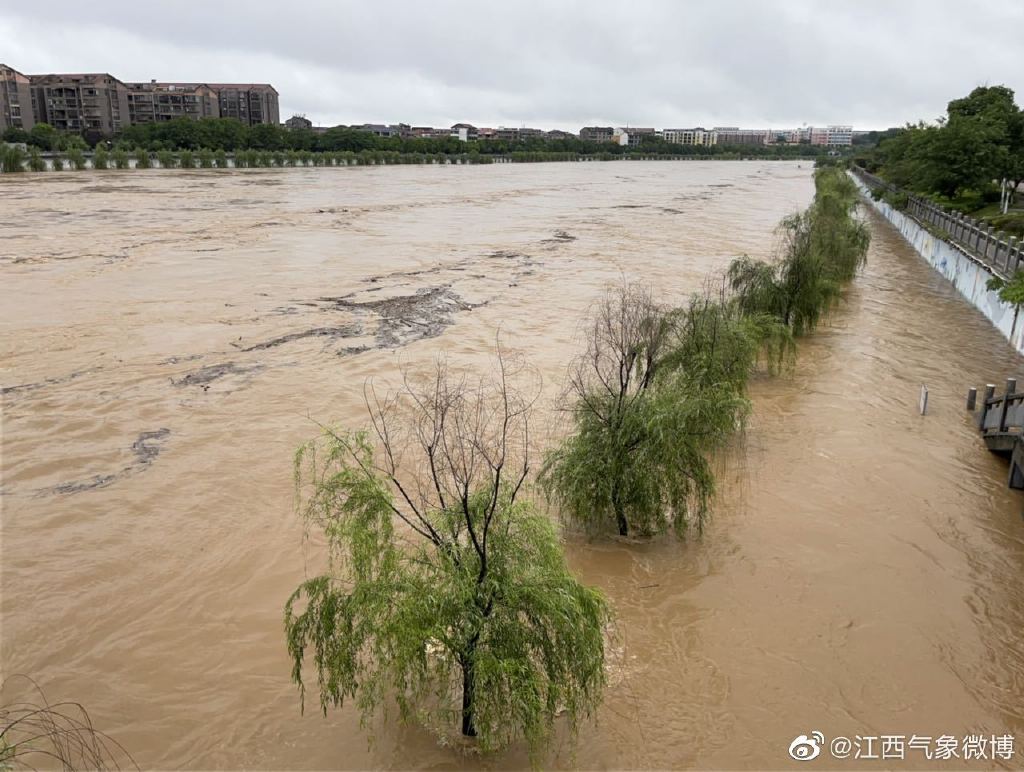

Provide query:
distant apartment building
left=28, top=72, right=130, bottom=134
left=580, top=126, right=614, bottom=142
left=125, top=81, right=220, bottom=124
left=714, top=127, right=768, bottom=146
left=808, top=127, right=829, bottom=145
left=355, top=123, right=405, bottom=137
left=206, top=83, right=279, bottom=126
left=662, top=127, right=716, bottom=146
left=825, top=125, right=853, bottom=146
left=451, top=123, right=478, bottom=141
left=284, top=114, right=313, bottom=130
left=0, top=63, right=34, bottom=131
left=495, top=126, right=545, bottom=141
left=622, top=127, right=656, bottom=146
left=767, top=129, right=801, bottom=144
left=545, top=129, right=577, bottom=140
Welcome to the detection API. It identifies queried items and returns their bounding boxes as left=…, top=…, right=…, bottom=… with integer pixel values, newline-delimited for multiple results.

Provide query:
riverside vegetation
left=283, top=164, right=870, bottom=763
left=0, top=117, right=837, bottom=173
left=854, top=85, right=1024, bottom=236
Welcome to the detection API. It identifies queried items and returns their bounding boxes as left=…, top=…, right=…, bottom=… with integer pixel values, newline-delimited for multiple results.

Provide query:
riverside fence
left=852, top=167, right=1024, bottom=279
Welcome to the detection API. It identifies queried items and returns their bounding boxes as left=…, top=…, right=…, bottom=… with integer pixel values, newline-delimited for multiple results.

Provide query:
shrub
left=92, top=146, right=109, bottom=170
left=27, top=146, right=45, bottom=172
left=0, top=145, right=25, bottom=173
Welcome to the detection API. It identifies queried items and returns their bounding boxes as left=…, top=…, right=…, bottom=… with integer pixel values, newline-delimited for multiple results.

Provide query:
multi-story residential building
left=495, top=126, right=545, bottom=141
left=207, top=83, right=279, bottom=126
left=662, top=127, right=716, bottom=146
left=622, top=127, right=656, bottom=146
left=284, top=114, right=313, bottom=130
left=355, top=123, right=405, bottom=137
left=406, top=126, right=441, bottom=137
left=451, top=123, right=478, bottom=141
left=808, top=127, right=830, bottom=145
left=28, top=72, right=130, bottom=134
left=714, top=127, right=768, bottom=145
left=545, top=129, right=577, bottom=140
left=125, top=81, right=220, bottom=124
left=825, top=125, right=853, bottom=146
left=580, top=126, right=614, bottom=142
left=767, top=129, right=801, bottom=144
left=0, top=63, right=34, bottom=132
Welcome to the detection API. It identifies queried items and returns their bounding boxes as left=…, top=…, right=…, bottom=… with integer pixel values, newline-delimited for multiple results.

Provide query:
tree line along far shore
left=0, top=117, right=839, bottom=173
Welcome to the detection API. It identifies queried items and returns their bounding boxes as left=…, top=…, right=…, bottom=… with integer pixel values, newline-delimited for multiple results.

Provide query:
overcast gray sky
left=1, top=0, right=1020, bottom=131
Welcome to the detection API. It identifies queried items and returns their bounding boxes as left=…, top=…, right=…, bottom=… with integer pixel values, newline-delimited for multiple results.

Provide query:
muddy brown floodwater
left=2, top=161, right=1024, bottom=770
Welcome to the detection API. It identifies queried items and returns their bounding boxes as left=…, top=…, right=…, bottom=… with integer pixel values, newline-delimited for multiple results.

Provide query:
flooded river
left=2, top=161, right=1023, bottom=769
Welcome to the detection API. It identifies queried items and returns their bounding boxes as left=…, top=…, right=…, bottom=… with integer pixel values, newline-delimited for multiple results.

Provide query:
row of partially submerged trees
left=0, top=144, right=817, bottom=172
left=283, top=166, right=871, bottom=762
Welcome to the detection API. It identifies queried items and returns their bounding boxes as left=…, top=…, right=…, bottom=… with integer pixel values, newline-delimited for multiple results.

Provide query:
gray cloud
left=2, top=0, right=1021, bottom=130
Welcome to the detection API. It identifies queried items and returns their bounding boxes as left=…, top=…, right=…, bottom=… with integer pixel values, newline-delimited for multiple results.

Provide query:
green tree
left=986, top=271, right=1024, bottom=308
left=55, top=133, right=87, bottom=152
left=728, top=168, right=868, bottom=335
left=112, top=149, right=130, bottom=169
left=248, top=123, right=287, bottom=150
left=134, top=148, right=151, bottom=169
left=2, top=126, right=29, bottom=144
left=540, top=283, right=748, bottom=536
left=285, top=352, right=609, bottom=757
left=27, top=122, right=58, bottom=150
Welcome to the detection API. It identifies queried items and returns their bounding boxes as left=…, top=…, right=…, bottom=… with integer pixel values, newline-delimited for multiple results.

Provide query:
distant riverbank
left=0, top=145, right=831, bottom=173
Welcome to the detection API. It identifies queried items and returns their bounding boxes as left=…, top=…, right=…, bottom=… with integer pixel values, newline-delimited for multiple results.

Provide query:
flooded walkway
left=2, top=162, right=1022, bottom=768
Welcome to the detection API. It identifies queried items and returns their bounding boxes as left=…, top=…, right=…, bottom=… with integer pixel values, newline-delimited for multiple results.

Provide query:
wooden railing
left=852, top=167, right=1024, bottom=279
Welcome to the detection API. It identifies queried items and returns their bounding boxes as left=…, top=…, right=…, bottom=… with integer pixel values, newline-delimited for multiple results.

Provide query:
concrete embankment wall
left=852, top=174, right=1024, bottom=355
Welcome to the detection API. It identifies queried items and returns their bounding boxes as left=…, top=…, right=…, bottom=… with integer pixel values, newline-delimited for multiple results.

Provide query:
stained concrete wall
left=853, top=174, right=1024, bottom=355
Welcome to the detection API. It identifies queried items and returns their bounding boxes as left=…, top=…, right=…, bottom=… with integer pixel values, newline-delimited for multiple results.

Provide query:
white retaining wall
left=853, top=175, right=1024, bottom=355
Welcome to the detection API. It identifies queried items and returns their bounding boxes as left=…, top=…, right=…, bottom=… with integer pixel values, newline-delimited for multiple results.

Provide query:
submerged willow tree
left=285, top=350, right=609, bottom=757
left=540, top=283, right=755, bottom=537
left=727, top=167, right=870, bottom=335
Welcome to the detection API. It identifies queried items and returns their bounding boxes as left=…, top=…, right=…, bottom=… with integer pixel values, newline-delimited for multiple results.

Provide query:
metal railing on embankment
left=851, top=166, right=1024, bottom=279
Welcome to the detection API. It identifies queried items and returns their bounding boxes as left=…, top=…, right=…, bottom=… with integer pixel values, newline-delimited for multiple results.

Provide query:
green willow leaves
left=540, top=284, right=761, bottom=537
left=543, top=167, right=868, bottom=539
left=729, top=167, right=869, bottom=336
left=285, top=352, right=609, bottom=760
